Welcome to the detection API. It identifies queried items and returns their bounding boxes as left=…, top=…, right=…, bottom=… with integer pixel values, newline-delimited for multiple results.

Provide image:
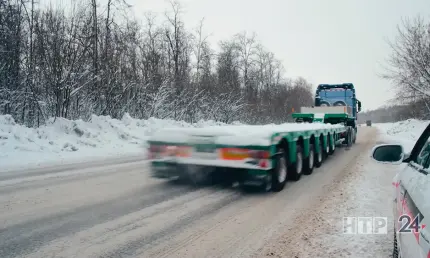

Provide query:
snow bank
left=0, top=114, right=238, bottom=170
left=374, top=119, right=429, bottom=152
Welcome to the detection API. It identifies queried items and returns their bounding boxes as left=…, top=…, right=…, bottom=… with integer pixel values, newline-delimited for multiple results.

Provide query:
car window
left=414, top=137, right=430, bottom=168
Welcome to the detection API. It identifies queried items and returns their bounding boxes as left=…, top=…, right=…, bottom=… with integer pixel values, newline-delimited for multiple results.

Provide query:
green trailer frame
left=292, top=112, right=352, bottom=124
left=147, top=121, right=354, bottom=192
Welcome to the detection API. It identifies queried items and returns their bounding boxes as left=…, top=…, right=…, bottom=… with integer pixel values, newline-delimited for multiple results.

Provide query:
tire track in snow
left=0, top=155, right=146, bottom=179
left=0, top=160, right=153, bottom=195
left=100, top=191, right=243, bottom=258
left=21, top=187, right=241, bottom=258
left=0, top=181, right=195, bottom=258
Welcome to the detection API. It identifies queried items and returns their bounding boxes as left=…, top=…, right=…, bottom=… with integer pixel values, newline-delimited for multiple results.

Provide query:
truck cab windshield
left=317, top=89, right=353, bottom=107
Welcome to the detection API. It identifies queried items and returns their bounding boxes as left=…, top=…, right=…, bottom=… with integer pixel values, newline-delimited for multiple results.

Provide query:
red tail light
left=249, top=150, right=270, bottom=159
left=148, top=145, right=167, bottom=159
left=149, top=145, right=166, bottom=153
left=148, top=145, right=191, bottom=159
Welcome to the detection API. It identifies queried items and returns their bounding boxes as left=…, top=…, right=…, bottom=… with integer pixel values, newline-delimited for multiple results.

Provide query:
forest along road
left=0, top=127, right=378, bottom=258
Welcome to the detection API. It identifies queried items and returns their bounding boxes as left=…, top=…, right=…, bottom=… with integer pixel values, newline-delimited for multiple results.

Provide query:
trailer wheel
left=303, top=143, right=315, bottom=175
left=324, top=135, right=330, bottom=158
left=352, top=128, right=357, bottom=144
left=271, top=147, right=288, bottom=192
left=289, top=144, right=303, bottom=181
left=345, top=128, right=353, bottom=147
left=329, top=136, right=336, bottom=155
left=315, top=138, right=324, bottom=168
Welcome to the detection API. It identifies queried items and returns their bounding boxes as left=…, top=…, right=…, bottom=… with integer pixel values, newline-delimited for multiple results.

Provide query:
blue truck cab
left=314, top=83, right=362, bottom=129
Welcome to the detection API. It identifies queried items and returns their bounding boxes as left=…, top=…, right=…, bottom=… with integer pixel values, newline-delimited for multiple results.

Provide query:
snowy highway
left=0, top=126, right=395, bottom=258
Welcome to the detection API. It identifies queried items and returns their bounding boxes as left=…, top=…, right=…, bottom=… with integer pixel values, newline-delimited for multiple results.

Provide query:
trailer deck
left=147, top=120, right=353, bottom=192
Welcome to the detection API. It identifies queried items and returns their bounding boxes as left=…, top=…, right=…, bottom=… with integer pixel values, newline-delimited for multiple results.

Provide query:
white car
left=371, top=127, right=430, bottom=258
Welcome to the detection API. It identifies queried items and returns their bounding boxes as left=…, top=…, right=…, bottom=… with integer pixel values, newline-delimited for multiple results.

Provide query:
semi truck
left=147, top=83, right=362, bottom=192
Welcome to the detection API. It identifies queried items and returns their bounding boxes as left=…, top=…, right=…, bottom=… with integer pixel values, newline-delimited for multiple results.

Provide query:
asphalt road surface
left=0, top=127, right=378, bottom=258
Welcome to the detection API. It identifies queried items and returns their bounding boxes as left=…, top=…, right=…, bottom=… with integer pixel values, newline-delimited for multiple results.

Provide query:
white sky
left=51, top=0, right=430, bottom=111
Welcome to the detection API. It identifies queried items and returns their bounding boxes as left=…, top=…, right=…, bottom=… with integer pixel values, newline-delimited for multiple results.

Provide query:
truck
left=316, top=83, right=361, bottom=139
left=147, top=83, right=362, bottom=193
left=294, top=83, right=361, bottom=141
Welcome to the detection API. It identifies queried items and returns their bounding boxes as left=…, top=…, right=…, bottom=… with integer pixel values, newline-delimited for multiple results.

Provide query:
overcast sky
left=50, top=0, right=430, bottom=111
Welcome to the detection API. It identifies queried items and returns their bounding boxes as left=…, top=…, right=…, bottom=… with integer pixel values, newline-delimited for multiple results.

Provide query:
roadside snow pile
left=374, top=119, right=429, bottom=152
left=0, top=114, right=237, bottom=170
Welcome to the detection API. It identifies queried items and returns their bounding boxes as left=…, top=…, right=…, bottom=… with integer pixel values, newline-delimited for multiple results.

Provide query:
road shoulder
left=252, top=130, right=396, bottom=258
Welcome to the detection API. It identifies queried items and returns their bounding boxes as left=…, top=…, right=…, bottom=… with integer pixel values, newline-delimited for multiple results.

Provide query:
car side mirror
left=370, top=144, right=405, bottom=164
left=357, top=100, right=362, bottom=112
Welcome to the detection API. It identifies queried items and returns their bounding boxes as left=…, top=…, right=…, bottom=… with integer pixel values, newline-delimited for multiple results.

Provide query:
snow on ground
left=0, top=114, right=235, bottom=171
left=260, top=121, right=428, bottom=257
left=265, top=147, right=396, bottom=258
left=373, top=119, right=429, bottom=152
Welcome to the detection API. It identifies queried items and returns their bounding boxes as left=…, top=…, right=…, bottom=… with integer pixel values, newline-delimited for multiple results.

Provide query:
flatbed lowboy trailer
left=147, top=106, right=357, bottom=192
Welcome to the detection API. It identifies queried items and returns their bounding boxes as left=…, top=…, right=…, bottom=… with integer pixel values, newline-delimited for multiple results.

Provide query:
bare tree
left=382, top=15, right=430, bottom=101
left=0, top=0, right=314, bottom=126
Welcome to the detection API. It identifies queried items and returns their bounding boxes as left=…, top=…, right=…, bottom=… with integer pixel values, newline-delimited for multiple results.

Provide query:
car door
left=396, top=125, right=430, bottom=258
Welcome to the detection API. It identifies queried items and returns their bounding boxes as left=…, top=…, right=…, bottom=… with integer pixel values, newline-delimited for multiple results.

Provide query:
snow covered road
left=0, top=126, right=394, bottom=258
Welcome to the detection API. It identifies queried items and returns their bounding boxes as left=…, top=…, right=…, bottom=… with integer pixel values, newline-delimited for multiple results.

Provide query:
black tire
left=352, top=127, right=357, bottom=144
left=303, top=143, right=315, bottom=175
left=314, top=138, right=324, bottom=168
left=323, top=135, right=330, bottom=159
left=271, top=147, right=288, bottom=192
left=289, top=144, right=303, bottom=181
left=333, top=100, right=346, bottom=106
left=328, top=134, right=336, bottom=155
left=345, top=127, right=353, bottom=147
left=320, top=101, right=330, bottom=107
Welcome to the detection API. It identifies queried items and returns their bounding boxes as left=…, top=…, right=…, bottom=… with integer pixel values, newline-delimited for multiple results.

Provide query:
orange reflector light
left=220, top=148, right=270, bottom=160
left=220, top=148, right=249, bottom=160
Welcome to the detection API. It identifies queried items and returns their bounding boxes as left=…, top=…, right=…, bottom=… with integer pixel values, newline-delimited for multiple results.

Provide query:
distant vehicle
left=366, top=120, right=372, bottom=126
left=371, top=122, right=430, bottom=258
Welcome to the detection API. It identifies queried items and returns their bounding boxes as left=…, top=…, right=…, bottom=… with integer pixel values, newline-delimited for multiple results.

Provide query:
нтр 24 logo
left=398, top=214, right=426, bottom=233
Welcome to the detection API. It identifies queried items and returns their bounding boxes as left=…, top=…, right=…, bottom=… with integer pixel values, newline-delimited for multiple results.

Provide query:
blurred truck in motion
left=147, top=83, right=362, bottom=193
